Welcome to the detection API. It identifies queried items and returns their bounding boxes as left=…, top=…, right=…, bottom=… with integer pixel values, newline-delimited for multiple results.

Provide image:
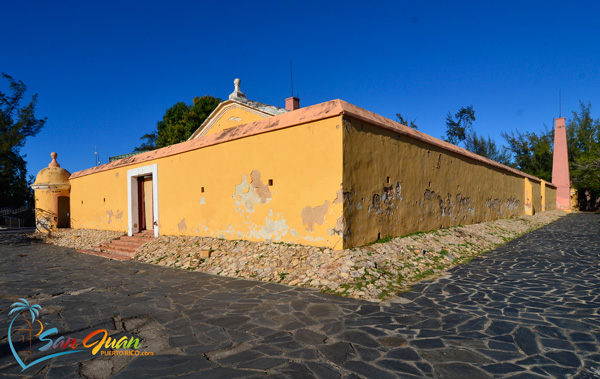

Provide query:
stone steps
left=77, top=230, right=155, bottom=261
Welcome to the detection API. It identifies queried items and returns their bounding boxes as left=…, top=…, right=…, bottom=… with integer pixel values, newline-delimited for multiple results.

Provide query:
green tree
left=133, top=131, right=157, bottom=152
left=0, top=74, right=46, bottom=208
left=396, top=113, right=418, bottom=129
left=572, top=156, right=600, bottom=195
left=567, top=101, right=598, bottom=160
left=137, top=95, right=221, bottom=151
left=444, top=105, right=475, bottom=145
left=465, top=131, right=512, bottom=166
left=444, top=105, right=510, bottom=164
left=501, top=127, right=554, bottom=181
left=566, top=101, right=600, bottom=208
left=502, top=101, right=600, bottom=209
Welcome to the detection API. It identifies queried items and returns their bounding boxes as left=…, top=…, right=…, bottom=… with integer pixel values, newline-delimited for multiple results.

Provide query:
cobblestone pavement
left=0, top=213, right=599, bottom=378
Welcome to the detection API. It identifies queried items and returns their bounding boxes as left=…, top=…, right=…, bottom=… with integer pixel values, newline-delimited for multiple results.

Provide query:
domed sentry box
left=31, top=152, right=71, bottom=231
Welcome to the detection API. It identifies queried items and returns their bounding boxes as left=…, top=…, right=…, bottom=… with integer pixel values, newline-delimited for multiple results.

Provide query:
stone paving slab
left=0, top=213, right=599, bottom=378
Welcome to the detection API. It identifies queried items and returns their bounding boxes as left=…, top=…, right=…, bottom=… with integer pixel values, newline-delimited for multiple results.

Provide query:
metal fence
left=0, top=206, right=31, bottom=216
left=0, top=207, right=34, bottom=228
left=2, top=216, right=25, bottom=228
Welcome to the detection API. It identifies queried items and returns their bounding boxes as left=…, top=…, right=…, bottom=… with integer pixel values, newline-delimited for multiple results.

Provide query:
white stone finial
left=229, top=78, right=246, bottom=100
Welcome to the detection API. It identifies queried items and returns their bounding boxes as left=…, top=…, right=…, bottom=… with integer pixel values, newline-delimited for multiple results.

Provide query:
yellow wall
left=524, top=178, right=533, bottom=215
left=34, top=188, right=70, bottom=231
left=539, top=180, right=557, bottom=212
left=541, top=180, right=546, bottom=211
left=341, top=116, right=525, bottom=248
left=546, top=183, right=557, bottom=211
left=202, top=106, right=270, bottom=137
left=71, top=116, right=344, bottom=248
left=70, top=103, right=557, bottom=250
left=70, top=169, right=129, bottom=231
left=531, top=179, right=541, bottom=214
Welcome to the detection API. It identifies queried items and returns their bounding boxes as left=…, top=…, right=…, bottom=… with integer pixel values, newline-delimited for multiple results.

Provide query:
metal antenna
left=290, top=61, right=294, bottom=98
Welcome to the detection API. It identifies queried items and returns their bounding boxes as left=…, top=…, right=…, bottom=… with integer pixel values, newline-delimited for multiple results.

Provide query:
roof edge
left=70, top=100, right=345, bottom=179
left=336, top=100, right=552, bottom=185
left=70, top=98, right=554, bottom=187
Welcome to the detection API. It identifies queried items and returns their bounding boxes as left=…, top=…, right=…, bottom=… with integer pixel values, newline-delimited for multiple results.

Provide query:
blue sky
left=3, top=0, right=600, bottom=177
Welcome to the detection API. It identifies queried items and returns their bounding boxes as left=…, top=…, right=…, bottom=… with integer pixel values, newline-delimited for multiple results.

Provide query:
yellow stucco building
left=31, top=152, right=71, bottom=231
left=35, top=79, right=556, bottom=249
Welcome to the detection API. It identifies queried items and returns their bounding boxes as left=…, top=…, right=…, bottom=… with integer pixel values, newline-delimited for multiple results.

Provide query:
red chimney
left=285, top=96, right=300, bottom=111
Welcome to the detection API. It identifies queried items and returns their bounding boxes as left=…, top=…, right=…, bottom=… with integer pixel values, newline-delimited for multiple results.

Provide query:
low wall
left=531, top=179, right=542, bottom=214
left=545, top=182, right=557, bottom=211
left=70, top=116, right=344, bottom=248
left=341, top=114, right=554, bottom=248
left=68, top=99, right=556, bottom=250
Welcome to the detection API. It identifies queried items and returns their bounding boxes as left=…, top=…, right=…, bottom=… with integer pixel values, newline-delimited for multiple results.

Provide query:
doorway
left=137, top=175, right=154, bottom=231
left=127, top=164, right=159, bottom=237
left=57, top=196, right=70, bottom=228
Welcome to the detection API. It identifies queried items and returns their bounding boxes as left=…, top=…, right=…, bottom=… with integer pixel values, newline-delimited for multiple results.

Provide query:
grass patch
left=367, top=235, right=394, bottom=245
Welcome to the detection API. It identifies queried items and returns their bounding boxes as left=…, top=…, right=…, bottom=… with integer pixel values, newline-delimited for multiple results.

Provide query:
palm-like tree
left=9, top=298, right=41, bottom=323
left=8, top=299, right=42, bottom=371
left=7, top=298, right=84, bottom=372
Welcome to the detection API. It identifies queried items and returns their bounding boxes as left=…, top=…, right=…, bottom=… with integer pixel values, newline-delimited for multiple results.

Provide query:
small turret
left=31, top=152, right=71, bottom=231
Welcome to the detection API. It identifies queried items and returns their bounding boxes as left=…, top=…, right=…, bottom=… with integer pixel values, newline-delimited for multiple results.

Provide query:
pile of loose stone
left=34, top=211, right=564, bottom=302
left=132, top=210, right=565, bottom=302
left=39, top=228, right=124, bottom=250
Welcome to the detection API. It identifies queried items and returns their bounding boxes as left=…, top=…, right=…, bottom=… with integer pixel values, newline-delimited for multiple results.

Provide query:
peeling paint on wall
left=329, top=215, right=345, bottom=236
left=115, top=210, right=123, bottom=220
left=455, top=194, right=475, bottom=218
left=106, top=210, right=114, bottom=224
left=343, top=192, right=354, bottom=241
left=199, top=197, right=206, bottom=205
left=301, top=201, right=330, bottom=232
left=253, top=216, right=290, bottom=241
left=422, top=189, right=476, bottom=220
left=178, top=218, right=187, bottom=232
left=485, top=198, right=503, bottom=216
left=333, top=189, right=343, bottom=204
left=233, top=170, right=272, bottom=214
left=220, top=214, right=292, bottom=242
left=505, top=197, right=520, bottom=211
left=371, top=194, right=381, bottom=213
left=217, top=224, right=236, bottom=239
left=303, top=235, right=324, bottom=242
left=250, top=170, right=271, bottom=203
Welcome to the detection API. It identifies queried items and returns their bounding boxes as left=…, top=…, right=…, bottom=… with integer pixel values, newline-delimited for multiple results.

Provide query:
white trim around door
left=127, top=164, right=159, bottom=237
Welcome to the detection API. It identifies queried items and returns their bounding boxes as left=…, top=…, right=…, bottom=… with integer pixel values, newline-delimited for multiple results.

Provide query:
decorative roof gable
left=188, top=79, right=287, bottom=140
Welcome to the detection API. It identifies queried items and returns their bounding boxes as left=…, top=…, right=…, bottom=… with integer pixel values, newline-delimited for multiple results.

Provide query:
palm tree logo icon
left=9, top=299, right=43, bottom=364
left=8, top=299, right=42, bottom=370
left=8, top=298, right=83, bottom=371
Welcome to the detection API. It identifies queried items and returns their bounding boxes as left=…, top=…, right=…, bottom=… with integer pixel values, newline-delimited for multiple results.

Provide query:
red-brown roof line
left=336, top=100, right=553, bottom=186
left=187, top=98, right=288, bottom=140
left=69, top=100, right=345, bottom=179
left=69, top=98, right=554, bottom=188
